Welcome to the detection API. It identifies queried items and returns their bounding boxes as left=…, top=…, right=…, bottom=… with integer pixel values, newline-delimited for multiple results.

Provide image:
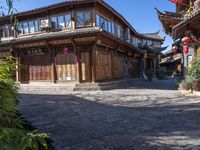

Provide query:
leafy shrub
left=0, top=57, right=49, bottom=150
left=185, top=75, right=194, bottom=91
left=185, top=56, right=200, bottom=92
left=190, top=57, right=200, bottom=79
left=176, top=77, right=182, bottom=85
left=187, top=56, right=200, bottom=78
left=179, top=80, right=190, bottom=90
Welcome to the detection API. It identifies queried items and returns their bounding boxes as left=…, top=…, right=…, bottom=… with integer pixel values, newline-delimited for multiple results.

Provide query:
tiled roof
left=142, top=31, right=164, bottom=41
left=0, top=28, right=100, bottom=47
left=0, top=0, right=88, bottom=20
left=139, top=44, right=168, bottom=54
left=0, top=0, right=165, bottom=42
left=148, top=45, right=168, bottom=53
left=173, top=9, right=200, bottom=29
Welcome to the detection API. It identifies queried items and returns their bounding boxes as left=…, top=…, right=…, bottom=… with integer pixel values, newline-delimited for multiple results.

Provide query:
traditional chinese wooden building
left=156, top=0, right=200, bottom=78
left=0, top=0, right=166, bottom=86
left=157, top=0, right=200, bottom=58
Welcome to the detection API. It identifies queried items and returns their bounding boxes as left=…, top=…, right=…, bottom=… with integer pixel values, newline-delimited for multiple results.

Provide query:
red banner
left=169, top=0, right=183, bottom=3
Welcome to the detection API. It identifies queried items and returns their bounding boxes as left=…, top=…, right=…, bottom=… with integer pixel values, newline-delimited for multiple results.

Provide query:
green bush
left=0, top=57, right=49, bottom=150
left=179, top=80, right=190, bottom=90
left=185, top=75, right=194, bottom=91
left=190, top=57, right=200, bottom=79
left=175, top=77, right=182, bottom=85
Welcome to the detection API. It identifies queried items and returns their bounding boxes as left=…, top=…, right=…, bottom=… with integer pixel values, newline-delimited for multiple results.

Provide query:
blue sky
left=2, top=0, right=176, bottom=50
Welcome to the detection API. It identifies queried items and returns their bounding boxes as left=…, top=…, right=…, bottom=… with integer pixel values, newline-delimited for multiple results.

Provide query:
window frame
left=75, top=10, right=92, bottom=28
left=18, top=19, right=41, bottom=35
left=64, top=13, right=72, bottom=29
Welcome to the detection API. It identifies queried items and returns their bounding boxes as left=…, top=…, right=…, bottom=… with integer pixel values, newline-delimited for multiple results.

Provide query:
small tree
left=0, top=57, right=49, bottom=150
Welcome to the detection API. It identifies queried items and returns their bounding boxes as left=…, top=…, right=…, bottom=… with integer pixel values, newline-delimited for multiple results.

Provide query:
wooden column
left=153, top=58, right=157, bottom=78
left=77, top=47, right=81, bottom=83
left=143, top=52, right=147, bottom=73
left=92, top=45, right=96, bottom=83
left=16, top=58, right=21, bottom=82
left=71, top=38, right=80, bottom=83
left=111, top=50, right=114, bottom=80
left=46, top=42, right=56, bottom=83
left=51, top=48, right=56, bottom=83
left=15, top=49, right=21, bottom=83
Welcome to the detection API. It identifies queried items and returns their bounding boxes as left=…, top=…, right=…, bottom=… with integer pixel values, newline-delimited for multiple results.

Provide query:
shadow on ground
left=113, top=79, right=178, bottom=91
left=20, top=90, right=200, bottom=150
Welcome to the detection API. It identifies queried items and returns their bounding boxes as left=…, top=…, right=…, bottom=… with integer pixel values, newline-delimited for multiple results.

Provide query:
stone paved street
left=19, top=79, right=200, bottom=150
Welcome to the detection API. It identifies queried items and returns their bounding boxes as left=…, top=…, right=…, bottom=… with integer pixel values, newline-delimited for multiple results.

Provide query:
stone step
left=73, top=81, right=122, bottom=91
left=19, top=78, right=142, bottom=93
left=73, top=87, right=101, bottom=91
left=19, top=83, right=76, bottom=94
left=75, top=83, right=99, bottom=88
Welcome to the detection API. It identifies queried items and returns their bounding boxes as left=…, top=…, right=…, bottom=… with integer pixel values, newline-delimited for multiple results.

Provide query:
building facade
left=157, top=0, right=200, bottom=70
left=0, top=0, right=166, bottom=84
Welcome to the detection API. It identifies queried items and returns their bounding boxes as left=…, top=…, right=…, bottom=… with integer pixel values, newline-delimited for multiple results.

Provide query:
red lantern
left=172, top=46, right=178, bottom=54
left=181, top=37, right=191, bottom=44
left=183, top=45, right=189, bottom=54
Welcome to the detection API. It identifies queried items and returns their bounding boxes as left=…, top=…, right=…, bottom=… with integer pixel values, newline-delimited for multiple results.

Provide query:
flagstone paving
left=19, top=79, right=200, bottom=150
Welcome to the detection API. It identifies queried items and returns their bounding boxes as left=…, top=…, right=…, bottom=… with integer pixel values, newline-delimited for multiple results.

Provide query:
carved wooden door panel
left=28, top=55, right=52, bottom=81
left=55, top=53, right=76, bottom=81
left=80, top=52, right=91, bottom=82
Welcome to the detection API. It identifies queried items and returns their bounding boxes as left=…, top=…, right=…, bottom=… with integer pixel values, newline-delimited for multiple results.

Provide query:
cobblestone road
left=20, top=79, right=200, bottom=150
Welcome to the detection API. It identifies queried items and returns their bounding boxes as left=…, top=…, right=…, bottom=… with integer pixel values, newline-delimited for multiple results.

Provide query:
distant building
left=0, top=0, right=166, bottom=84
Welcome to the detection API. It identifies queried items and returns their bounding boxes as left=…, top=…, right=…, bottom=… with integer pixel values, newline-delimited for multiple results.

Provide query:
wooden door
left=21, top=57, right=30, bottom=82
left=24, top=55, right=52, bottom=81
left=55, top=53, right=76, bottom=81
left=112, top=54, right=123, bottom=79
left=80, top=52, right=91, bottom=82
